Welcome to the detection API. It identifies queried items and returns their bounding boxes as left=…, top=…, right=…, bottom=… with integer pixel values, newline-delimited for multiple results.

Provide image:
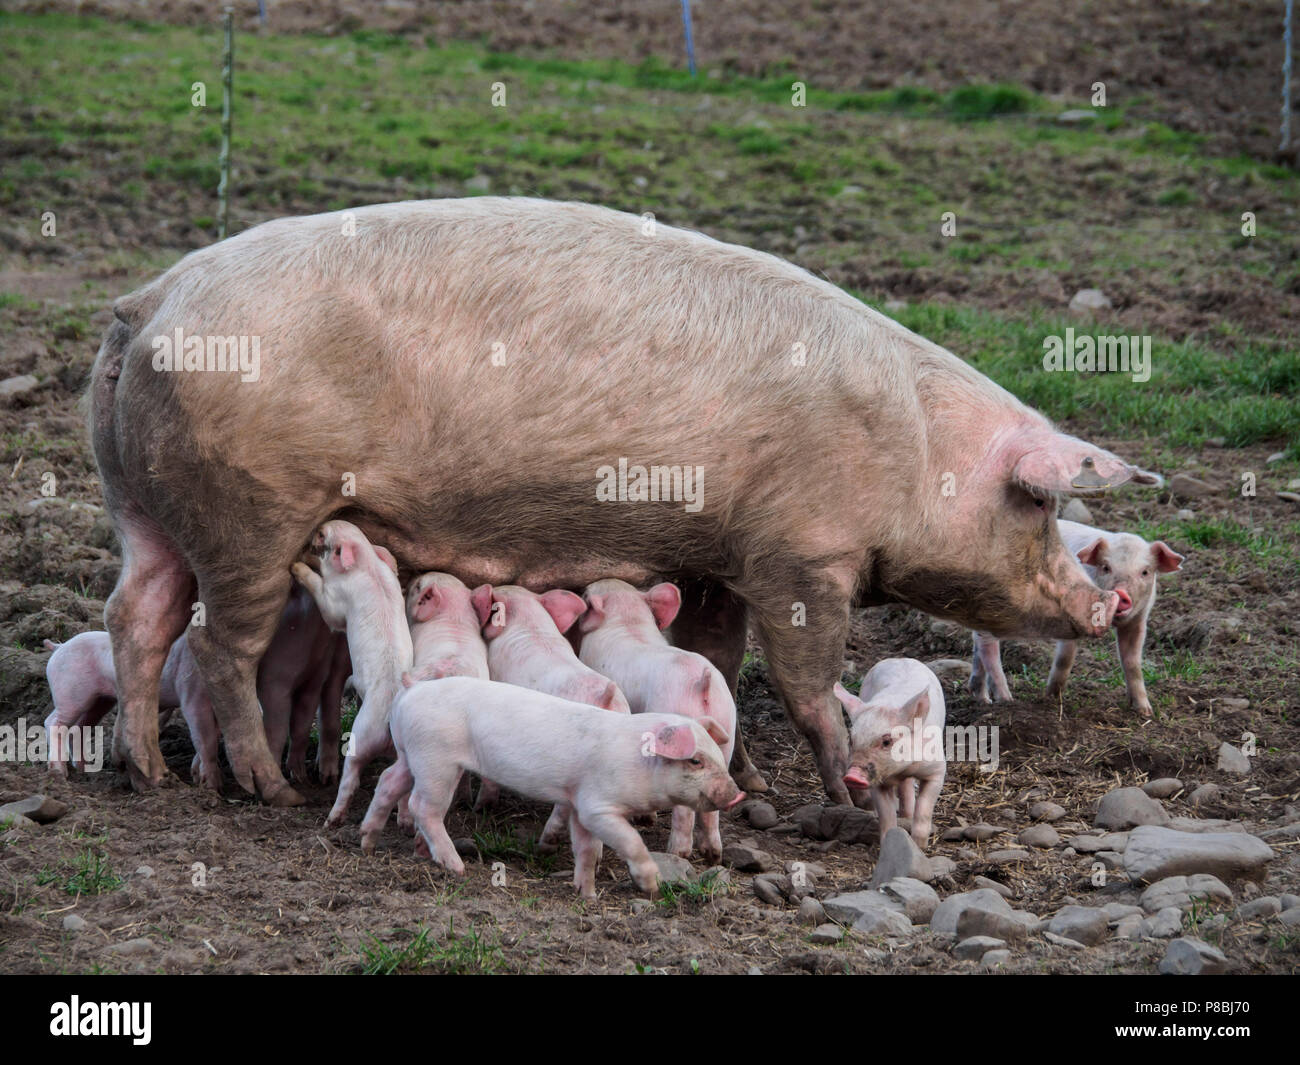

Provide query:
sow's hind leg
left=668, top=579, right=768, bottom=794
left=102, top=514, right=194, bottom=790
left=185, top=560, right=306, bottom=807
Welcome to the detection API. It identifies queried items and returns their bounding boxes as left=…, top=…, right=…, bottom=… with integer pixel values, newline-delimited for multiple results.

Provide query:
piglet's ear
left=373, top=545, right=399, bottom=575
left=539, top=589, right=586, bottom=634
left=1076, top=537, right=1109, bottom=567
left=833, top=681, right=863, bottom=718
left=655, top=724, right=697, bottom=761
left=470, top=585, right=494, bottom=628
left=644, top=582, right=682, bottom=630
left=1151, top=542, right=1184, bottom=573
left=578, top=594, right=607, bottom=634
left=899, top=689, right=930, bottom=726
left=335, top=541, right=357, bottom=572
left=481, top=596, right=507, bottom=640
left=412, top=585, right=440, bottom=623
left=699, top=716, right=730, bottom=748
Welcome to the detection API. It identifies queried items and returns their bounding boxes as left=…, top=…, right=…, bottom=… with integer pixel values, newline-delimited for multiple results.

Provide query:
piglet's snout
left=722, top=791, right=746, bottom=811
left=1113, top=587, right=1133, bottom=618
left=843, top=765, right=872, bottom=790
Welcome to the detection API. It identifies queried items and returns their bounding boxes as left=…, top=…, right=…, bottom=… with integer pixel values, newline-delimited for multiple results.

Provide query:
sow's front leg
left=748, top=572, right=857, bottom=807
left=668, top=579, right=767, bottom=793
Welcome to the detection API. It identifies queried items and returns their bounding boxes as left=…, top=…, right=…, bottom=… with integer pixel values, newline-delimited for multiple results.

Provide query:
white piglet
left=577, top=578, right=739, bottom=862
left=833, top=658, right=946, bottom=847
left=360, top=676, right=743, bottom=898
left=291, top=519, right=412, bottom=827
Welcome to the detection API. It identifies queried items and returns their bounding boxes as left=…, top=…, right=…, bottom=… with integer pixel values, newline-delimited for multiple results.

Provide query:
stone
left=62, top=914, right=89, bottom=932
left=1043, top=932, right=1087, bottom=949
left=0, top=795, right=70, bottom=825
left=1187, top=783, right=1221, bottom=808
left=1266, top=451, right=1287, bottom=465
left=630, top=898, right=654, bottom=914
left=1168, top=473, right=1216, bottom=500
left=0, top=814, right=37, bottom=830
left=1124, top=826, right=1273, bottom=882
left=1113, top=914, right=1144, bottom=939
left=954, top=935, right=1005, bottom=960
left=822, top=890, right=905, bottom=926
left=1098, top=832, right=1130, bottom=852
left=1279, top=894, right=1300, bottom=912
left=752, top=875, right=787, bottom=905
left=1278, top=492, right=1300, bottom=505
left=1140, top=874, right=1233, bottom=913
left=1143, top=907, right=1185, bottom=938
left=869, top=827, right=934, bottom=886
left=928, top=856, right=957, bottom=878
left=1068, top=288, right=1111, bottom=312
left=1175, top=509, right=1196, bottom=521
left=1048, top=905, right=1109, bottom=945
left=1095, top=788, right=1170, bottom=830
left=0, top=374, right=39, bottom=402
left=980, top=949, right=1011, bottom=970
left=956, top=906, right=1028, bottom=944
left=1235, top=897, right=1281, bottom=919
left=987, top=849, right=1032, bottom=865
left=1278, top=909, right=1300, bottom=928
left=108, top=937, right=157, bottom=957
left=134, top=865, right=155, bottom=879
left=851, top=906, right=913, bottom=937
left=464, top=174, right=491, bottom=191
left=930, top=888, right=1015, bottom=935
left=1029, top=801, right=1066, bottom=822
left=650, top=852, right=696, bottom=883
left=744, top=802, right=779, bottom=829
left=1166, top=816, right=1244, bottom=834
left=1216, top=697, right=1250, bottom=710
left=941, top=826, right=965, bottom=842
left=1019, top=824, right=1060, bottom=849
left=973, top=876, right=1014, bottom=899
left=879, top=877, right=940, bottom=923
left=798, top=896, right=826, bottom=926
left=1143, top=779, right=1183, bottom=799
left=1216, top=742, right=1251, bottom=775
left=1069, top=834, right=1106, bottom=853
left=963, top=823, right=1004, bottom=842
left=884, top=299, right=908, bottom=312
left=1158, top=937, right=1228, bottom=975
left=722, top=844, right=777, bottom=873
left=808, top=924, right=843, bottom=945
left=1061, top=498, right=1092, bottom=524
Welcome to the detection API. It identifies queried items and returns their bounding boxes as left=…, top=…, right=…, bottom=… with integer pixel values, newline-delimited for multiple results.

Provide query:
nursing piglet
left=361, top=676, right=742, bottom=897
left=577, top=579, right=738, bottom=862
left=43, top=632, right=221, bottom=789
left=291, top=519, right=411, bottom=826
left=833, top=658, right=946, bottom=847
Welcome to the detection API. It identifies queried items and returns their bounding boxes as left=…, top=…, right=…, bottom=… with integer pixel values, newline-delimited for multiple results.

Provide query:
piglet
left=43, top=632, right=222, bottom=790
left=258, top=584, right=350, bottom=785
left=404, top=571, right=494, bottom=808
left=833, top=658, right=946, bottom=846
left=576, top=578, right=738, bottom=862
left=477, top=584, right=631, bottom=846
left=291, top=519, right=411, bottom=827
left=360, top=675, right=743, bottom=898
left=970, top=519, right=1184, bottom=715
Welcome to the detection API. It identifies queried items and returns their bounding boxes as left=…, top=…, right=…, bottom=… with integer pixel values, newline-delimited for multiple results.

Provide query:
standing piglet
left=291, top=520, right=412, bottom=826
left=969, top=520, right=1184, bottom=715
left=360, top=676, right=743, bottom=898
left=833, top=659, right=946, bottom=847
left=43, top=632, right=221, bottom=790
left=576, top=579, right=738, bottom=862
left=477, top=584, right=631, bottom=845
left=404, top=571, right=495, bottom=809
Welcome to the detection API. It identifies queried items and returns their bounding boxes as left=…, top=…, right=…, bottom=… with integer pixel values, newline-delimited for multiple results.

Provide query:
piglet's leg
left=899, top=777, right=917, bottom=822
left=872, top=783, right=898, bottom=840
left=1116, top=619, right=1152, bottom=717
left=569, top=811, right=600, bottom=900
left=579, top=808, right=660, bottom=897
left=538, top=802, right=571, bottom=853
left=912, top=776, right=943, bottom=847
left=1045, top=641, right=1079, bottom=700
left=407, top=785, right=463, bottom=875
left=694, top=810, right=723, bottom=865
left=667, top=805, right=696, bottom=859
left=360, top=757, right=414, bottom=853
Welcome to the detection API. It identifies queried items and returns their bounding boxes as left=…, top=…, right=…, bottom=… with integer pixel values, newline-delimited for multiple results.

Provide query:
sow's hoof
left=265, top=783, right=307, bottom=807
left=733, top=767, right=769, bottom=794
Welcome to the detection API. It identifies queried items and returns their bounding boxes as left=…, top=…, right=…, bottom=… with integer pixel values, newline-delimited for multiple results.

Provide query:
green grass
left=35, top=848, right=124, bottom=897
left=656, top=868, right=731, bottom=907
left=355, top=918, right=504, bottom=974
left=471, top=818, right=557, bottom=876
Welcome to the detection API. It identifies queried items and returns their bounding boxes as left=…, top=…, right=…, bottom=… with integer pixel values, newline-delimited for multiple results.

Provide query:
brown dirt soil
left=11, top=0, right=1296, bottom=162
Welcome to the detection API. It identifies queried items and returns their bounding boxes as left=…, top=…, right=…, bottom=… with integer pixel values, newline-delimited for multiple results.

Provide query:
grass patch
left=355, top=918, right=504, bottom=974
left=35, top=847, right=124, bottom=897
left=472, top=818, right=558, bottom=875
left=657, top=868, right=732, bottom=908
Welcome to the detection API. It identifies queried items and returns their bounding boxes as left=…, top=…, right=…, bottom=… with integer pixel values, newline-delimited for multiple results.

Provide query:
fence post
left=218, top=8, right=234, bottom=240
left=1283, top=0, right=1294, bottom=153
left=681, top=0, right=697, bottom=77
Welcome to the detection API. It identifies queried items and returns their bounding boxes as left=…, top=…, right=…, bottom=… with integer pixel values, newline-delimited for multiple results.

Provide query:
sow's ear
left=1151, top=542, right=1184, bottom=573
left=644, top=582, right=682, bottom=630
left=698, top=715, right=731, bottom=748
left=539, top=589, right=586, bottom=634
left=655, top=723, right=698, bottom=761
left=1012, top=431, right=1147, bottom=494
left=470, top=585, right=494, bottom=628
left=1076, top=537, right=1109, bottom=567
